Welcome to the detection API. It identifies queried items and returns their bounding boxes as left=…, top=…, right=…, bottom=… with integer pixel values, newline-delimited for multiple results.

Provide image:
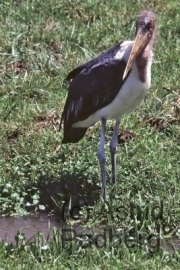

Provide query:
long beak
left=122, top=30, right=149, bottom=80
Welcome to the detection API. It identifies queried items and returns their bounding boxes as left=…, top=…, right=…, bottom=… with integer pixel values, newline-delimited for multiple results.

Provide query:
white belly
left=73, top=60, right=151, bottom=128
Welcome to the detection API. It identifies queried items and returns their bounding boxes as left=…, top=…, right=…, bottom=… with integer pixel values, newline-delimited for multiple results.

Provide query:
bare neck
left=136, top=42, right=153, bottom=83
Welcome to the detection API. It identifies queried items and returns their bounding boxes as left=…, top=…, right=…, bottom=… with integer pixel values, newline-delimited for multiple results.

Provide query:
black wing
left=66, top=42, right=123, bottom=82
left=61, top=42, right=129, bottom=143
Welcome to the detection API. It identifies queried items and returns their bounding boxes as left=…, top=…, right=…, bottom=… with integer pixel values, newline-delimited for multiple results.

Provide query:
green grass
left=0, top=0, right=180, bottom=268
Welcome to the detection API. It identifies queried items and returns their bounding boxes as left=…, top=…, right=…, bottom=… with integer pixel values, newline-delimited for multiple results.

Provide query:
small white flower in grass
left=41, top=245, right=49, bottom=250
left=26, top=202, right=31, bottom=207
left=176, top=228, right=180, bottom=237
left=33, top=199, right=39, bottom=205
left=6, top=183, right=12, bottom=188
left=39, top=205, right=46, bottom=210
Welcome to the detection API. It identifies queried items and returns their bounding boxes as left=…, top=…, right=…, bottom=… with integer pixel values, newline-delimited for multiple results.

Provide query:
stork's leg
left=98, top=118, right=107, bottom=200
left=109, top=119, right=121, bottom=185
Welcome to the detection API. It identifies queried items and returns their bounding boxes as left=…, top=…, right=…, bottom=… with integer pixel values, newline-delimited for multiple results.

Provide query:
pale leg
left=109, top=119, right=120, bottom=184
left=98, top=118, right=107, bottom=200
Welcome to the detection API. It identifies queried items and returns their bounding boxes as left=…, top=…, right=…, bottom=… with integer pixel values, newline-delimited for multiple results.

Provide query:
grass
left=0, top=0, right=180, bottom=268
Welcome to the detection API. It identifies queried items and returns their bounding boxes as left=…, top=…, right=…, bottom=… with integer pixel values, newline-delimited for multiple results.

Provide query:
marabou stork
left=60, top=11, right=156, bottom=200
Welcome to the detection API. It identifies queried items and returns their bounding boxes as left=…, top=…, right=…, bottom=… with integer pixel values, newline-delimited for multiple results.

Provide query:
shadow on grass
left=0, top=171, right=101, bottom=245
left=25, top=171, right=100, bottom=216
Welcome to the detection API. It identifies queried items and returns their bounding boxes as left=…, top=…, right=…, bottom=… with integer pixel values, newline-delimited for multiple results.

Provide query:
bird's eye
left=146, top=21, right=152, bottom=30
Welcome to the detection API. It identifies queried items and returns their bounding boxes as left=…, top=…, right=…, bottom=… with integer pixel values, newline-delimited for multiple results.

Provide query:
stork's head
left=123, top=11, right=156, bottom=80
